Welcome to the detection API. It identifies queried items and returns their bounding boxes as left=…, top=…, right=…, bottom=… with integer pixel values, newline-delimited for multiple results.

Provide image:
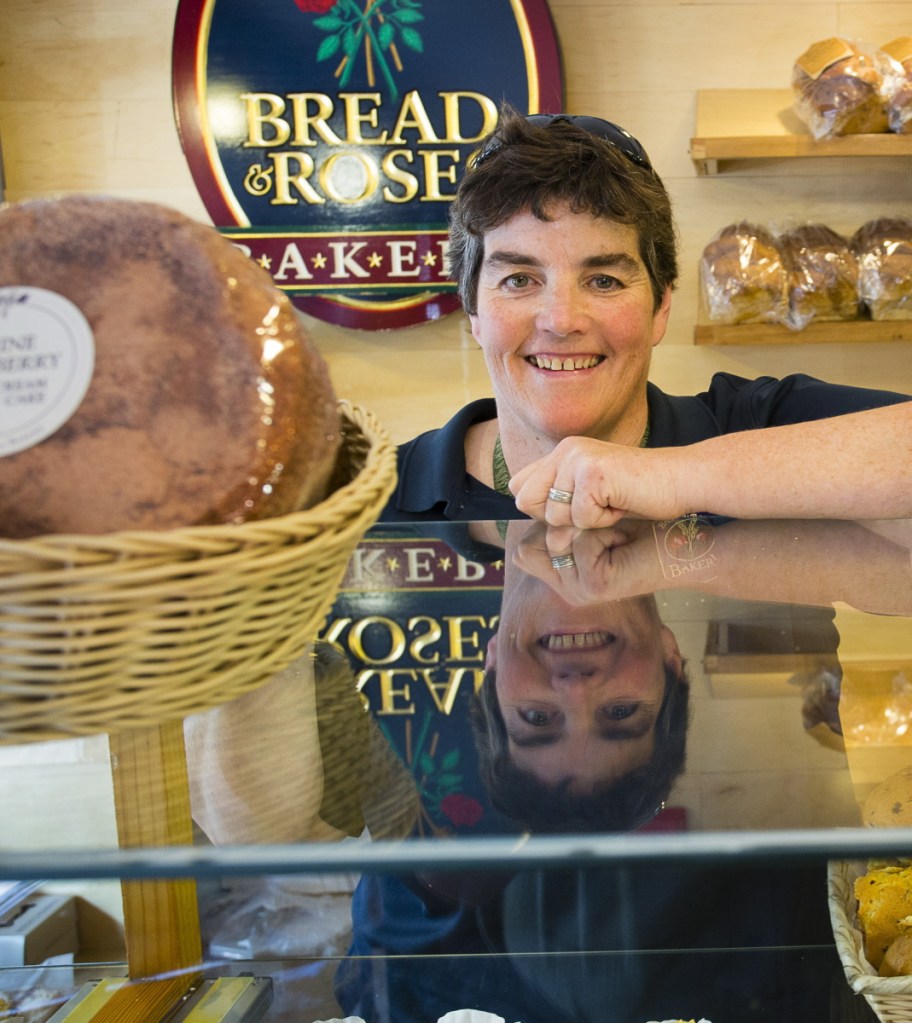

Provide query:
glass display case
left=2, top=515, right=911, bottom=1023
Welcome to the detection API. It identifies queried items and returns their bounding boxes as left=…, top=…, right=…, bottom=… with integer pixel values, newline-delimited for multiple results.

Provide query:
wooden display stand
left=1, top=403, right=395, bottom=1021
left=47, top=721, right=271, bottom=1023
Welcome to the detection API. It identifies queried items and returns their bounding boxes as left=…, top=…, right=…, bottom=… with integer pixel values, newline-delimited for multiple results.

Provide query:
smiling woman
left=379, top=106, right=911, bottom=524
left=469, top=207, right=668, bottom=457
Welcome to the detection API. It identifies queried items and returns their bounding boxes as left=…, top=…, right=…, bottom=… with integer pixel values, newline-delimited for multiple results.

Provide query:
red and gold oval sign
left=172, top=0, right=563, bottom=329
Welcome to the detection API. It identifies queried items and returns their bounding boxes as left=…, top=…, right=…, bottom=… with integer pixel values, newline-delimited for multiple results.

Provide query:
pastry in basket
left=0, top=195, right=342, bottom=538
left=792, top=37, right=899, bottom=139
left=700, top=221, right=788, bottom=326
left=850, top=216, right=912, bottom=321
left=880, top=932, right=912, bottom=977
left=779, top=223, right=859, bottom=328
left=855, top=768, right=912, bottom=974
left=854, top=863, right=912, bottom=973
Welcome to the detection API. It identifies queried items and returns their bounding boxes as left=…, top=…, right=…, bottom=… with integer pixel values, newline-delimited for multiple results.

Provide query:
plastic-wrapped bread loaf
left=850, top=216, right=912, bottom=321
left=779, top=223, right=859, bottom=328
left=0, top=195, right=342, bottom=538
left=883, top=36, right=912, bottom=134
left=792, top=37, right=900, bottom=139
left=700, top=221, right=789, bottom=326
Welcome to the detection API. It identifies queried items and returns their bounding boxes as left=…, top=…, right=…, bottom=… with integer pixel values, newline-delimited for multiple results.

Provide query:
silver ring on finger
left=547, top=487, right=573, bottom=505
left=550, top=553, right=577, bottom=570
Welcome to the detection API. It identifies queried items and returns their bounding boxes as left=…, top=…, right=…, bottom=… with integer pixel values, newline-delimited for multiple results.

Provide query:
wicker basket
left=828, top=859, right=912, bottom=1022
left=0, top=402, right=396, bottom=743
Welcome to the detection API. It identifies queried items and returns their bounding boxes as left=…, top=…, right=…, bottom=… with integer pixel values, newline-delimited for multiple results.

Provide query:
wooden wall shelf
left=690, top=89, right=912, bottom=174
left=694, top=318, right=912, bottom=346
left=691, top=89, right=912, bottom=343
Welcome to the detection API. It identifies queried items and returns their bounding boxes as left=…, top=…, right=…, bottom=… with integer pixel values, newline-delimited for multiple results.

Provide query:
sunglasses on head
left=473, top=113, right=653, bottom=172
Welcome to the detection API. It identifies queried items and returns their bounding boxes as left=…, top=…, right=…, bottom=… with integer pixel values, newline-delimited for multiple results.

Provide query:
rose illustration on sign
left=378, top=709, right=485, bottom=834
left=440, top=792, right=484, bottom=827
left=296, top=0, right=424, bottom=100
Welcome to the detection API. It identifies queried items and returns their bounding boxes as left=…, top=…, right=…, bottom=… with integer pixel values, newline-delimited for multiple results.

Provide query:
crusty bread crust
left=0, top=196, right=341, bottom=537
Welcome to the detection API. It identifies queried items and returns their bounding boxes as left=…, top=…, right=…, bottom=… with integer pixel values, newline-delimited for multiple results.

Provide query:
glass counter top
left=0, top=515, right=909, bottom=1022
left=4, top=515, right=912, bottom=877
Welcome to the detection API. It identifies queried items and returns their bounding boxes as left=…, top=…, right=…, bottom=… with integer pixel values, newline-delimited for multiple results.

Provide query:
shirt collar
left=395, top=398, right=499, bottom=515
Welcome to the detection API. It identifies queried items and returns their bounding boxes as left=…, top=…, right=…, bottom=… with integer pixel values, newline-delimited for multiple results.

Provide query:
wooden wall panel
left=1, top=0, right=911, bottom=432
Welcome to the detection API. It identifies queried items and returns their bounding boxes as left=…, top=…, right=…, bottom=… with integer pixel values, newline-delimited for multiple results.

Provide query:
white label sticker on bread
left=0, top=287, right=95, bottom=457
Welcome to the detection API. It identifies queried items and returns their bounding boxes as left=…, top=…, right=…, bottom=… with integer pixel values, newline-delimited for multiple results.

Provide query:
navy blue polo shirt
left=380, top=372, right=909, bottom=522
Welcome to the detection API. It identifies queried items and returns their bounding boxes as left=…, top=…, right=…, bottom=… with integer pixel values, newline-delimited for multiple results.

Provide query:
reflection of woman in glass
left=468, top=521, right=689, bottom=833
left=334, top=514, right=912, bottom=1022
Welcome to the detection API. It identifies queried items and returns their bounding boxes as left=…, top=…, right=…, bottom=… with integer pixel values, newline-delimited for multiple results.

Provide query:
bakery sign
left=172, top=0, right=563, bottom=330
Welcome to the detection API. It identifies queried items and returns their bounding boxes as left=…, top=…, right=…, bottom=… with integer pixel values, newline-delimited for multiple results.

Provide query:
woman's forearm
left=680, top=403, right=912, bottom=521
left=511, top=402, right=912, bottom=526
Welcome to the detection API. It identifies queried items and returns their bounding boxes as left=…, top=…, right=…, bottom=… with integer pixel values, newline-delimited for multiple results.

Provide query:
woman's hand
left=511, top=403, right=912, bottom=525
left=511, top=520, right=665, bottom=604
left=511, top=516, right=912, bottom=615
left=509, top=436, right=684, bottom=527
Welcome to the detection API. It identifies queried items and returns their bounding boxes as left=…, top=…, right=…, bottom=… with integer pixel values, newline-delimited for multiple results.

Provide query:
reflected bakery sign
left=172, top=0, right=562, bottom=329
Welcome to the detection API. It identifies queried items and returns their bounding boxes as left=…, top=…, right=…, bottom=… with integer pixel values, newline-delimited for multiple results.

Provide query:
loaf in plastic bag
left=779, top=223, right=860, bottom=329
left=883, top=36, right=912, bottom=134
left=851, top=217, right=912, bottom=321
left=700, top=221, right=789, bottom=326
left=792, top=37, right=904, bottom=139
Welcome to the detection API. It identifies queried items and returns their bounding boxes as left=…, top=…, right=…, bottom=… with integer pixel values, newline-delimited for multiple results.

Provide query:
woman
left=381, top=108, right=911, bottom=525
left=472, top=519, right=689, bottom=833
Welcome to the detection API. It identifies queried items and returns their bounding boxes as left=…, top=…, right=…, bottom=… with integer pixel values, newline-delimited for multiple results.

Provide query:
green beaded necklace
left=492, top=434, right=512, bottom=496
left=492, top=421, right=651, bottom=497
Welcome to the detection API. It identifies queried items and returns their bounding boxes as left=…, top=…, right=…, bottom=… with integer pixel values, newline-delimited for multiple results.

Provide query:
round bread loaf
left=0, top=196, right=341, bottom=538
left=880, top=932, right=912, bottom=976
left=863, top=763, right=912, bottom=827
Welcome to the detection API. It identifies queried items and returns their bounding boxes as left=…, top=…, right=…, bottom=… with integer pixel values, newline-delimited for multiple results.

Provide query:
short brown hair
left=471, top=661, right=690, bottom=833
left=448, top=107, right=679, bottom=314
